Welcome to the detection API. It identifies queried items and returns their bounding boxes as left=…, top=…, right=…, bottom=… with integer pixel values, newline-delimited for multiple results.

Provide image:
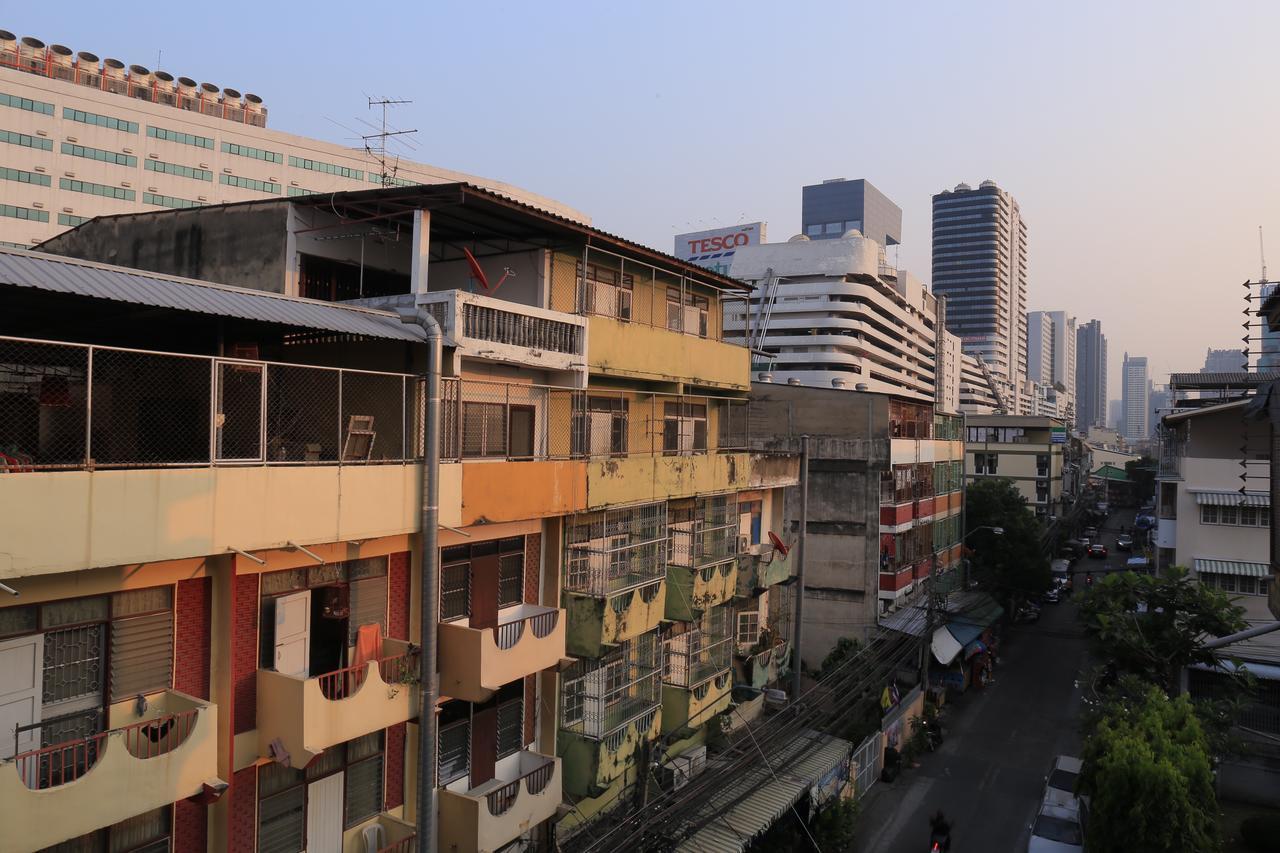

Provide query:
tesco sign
left=673, top=223, right=766, bottom=273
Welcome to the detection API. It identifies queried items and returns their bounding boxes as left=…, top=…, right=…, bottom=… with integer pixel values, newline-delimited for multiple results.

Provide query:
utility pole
left=792, top=435, right=809, bottom=700
left=923, top=548, right=940, bottom=689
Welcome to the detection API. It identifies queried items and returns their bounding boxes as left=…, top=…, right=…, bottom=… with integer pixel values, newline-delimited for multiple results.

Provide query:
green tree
left=964, top=478, right=1050, bottom=607
left=1125, top=455, right=1157, bottom=503
left=1078, top=566, right=1246, bottom=694
left=1079, top=681, right=1221, bottom=853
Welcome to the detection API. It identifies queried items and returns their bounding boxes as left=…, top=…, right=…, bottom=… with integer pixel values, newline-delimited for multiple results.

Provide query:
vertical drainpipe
left=792, top=434, right=809, bottom=699
left=398, top=306, right=442, bottom=853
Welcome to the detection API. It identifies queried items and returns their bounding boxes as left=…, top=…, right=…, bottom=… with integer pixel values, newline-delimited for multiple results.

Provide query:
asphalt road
left=852, top=511, right=1129, bottom=853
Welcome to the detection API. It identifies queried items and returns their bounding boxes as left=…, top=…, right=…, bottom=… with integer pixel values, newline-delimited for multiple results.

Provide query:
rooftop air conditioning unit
left=65, top=135, right=77, bottom=143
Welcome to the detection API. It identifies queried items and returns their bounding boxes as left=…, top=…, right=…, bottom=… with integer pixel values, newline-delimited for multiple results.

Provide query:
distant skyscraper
left=801, top=178, right=902, bottom=247
left=931, top=180, right=1028, bottom=394
left=1028, top=310, right=1077, bottom=421
left=1149, top=384, right=1172, bottom=438
left=1075, top=319, right=1108, bottom=431
left=1122, top=354, right=1150, bottom=441
left=1202, top=347, right=1246, bottom=373
left=1108, top=399, right=1124, bottom=431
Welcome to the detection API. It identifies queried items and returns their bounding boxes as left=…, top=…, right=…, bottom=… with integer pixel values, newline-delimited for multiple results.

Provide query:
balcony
left=736, top=638, right=792, bottom=690
left=439, top=605, right=566, bottom=702
left=351, top=814, right=417, bottom=853
left=665, top=518, right=740, bottom=621
left=439, top=752, right=561, bottom=853
left=587, top=315, right=748, bottom=391
left=666, top=561, right=738, bottom=621
left=558, top=706, right=661, bottom=798
left=737, top=545, right=792, bottom=594
left=0, top=691, right=220, bottom=853
left=419, top=289, right=587, bottom=379
left=587, top=451, right=751, bottom=508
left=662, top=673, right=733, bottom=736
left=256, top=639, right=418, bottom=766
left=564, top=582, right=666, bottom=659
left=662, top=629, right=733, bottom=735
left=0, top=337, right=450, bottom=579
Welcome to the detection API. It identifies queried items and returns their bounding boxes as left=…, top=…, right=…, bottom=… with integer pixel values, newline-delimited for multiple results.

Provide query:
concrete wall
left=38, top=202, right=290, bottom=291
left=748, top=382, right=889, bottom=670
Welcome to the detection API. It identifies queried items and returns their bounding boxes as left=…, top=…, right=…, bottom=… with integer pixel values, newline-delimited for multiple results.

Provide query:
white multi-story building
left=0, top=29, right=582, bottom=248
left=725, top=231, right=947, bottom=404
left=1122, top=353, right=1150, bottom=442
left=1028, top=310, right=1076, bottom=422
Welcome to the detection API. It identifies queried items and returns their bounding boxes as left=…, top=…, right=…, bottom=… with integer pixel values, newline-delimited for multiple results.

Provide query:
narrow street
left=854, top=511, right=1133, bottom=852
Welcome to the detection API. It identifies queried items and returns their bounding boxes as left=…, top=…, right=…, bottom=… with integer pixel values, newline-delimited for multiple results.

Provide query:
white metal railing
left=561, top=645, right=662, bottom=740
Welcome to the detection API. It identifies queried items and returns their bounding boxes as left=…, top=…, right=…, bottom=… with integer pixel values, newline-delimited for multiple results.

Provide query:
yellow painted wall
left=461, top=460, right=586, bottom=526
left=586, top=452, right=752, bottom=509
left=0, top=464, right=461, bottom=579
left=587, top=316, right=748, bottom=390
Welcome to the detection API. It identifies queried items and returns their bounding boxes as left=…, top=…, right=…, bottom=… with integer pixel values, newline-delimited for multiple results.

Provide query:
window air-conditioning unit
left=65, top=135, right=76, bottom=143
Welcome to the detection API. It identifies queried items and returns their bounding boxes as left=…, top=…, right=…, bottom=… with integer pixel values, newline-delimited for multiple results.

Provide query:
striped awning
left=1194, top=558, right=1272, bottom=578
left=1190, top=490, right=1270, bottom=508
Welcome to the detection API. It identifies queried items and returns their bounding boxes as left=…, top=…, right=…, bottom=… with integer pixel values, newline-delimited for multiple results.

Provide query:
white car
left=1028, top=801, right=1085, bottom=852
left=1044, top=755, right=1083, bottom=808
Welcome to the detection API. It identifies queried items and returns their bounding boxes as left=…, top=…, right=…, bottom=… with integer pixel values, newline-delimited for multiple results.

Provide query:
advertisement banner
left=673, top=223, right=766, bottom=276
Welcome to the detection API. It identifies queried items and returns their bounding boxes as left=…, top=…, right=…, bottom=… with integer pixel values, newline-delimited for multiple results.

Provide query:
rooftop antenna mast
left=363, top=97, right=417, bottom=187
left=1261, top=225, right=1268, bottom=282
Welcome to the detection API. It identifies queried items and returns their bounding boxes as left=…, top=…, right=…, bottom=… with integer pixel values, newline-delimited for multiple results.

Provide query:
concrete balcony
left=0, top=691, right=220, bottom=853
left=559, top=706, right=661, bottom=798
left=439, top=605, right=566, bottom=702
left=585, top=451, right=752, bottom=508
left=418, top=289, right=587, bottom=380
left=564, top=581, right=666, bottom=659
left=460, top=459, right=586, bottom=526
left=736, top=639, right=792, bottom=690
left=587, top=315, right=748, bottom=390
left=344, top=813, right=416, bottom=853
left=666, top=561, right=738, bottom=622
left=256, top=639, right=418, bottom=766
left=439, top=752, right=561, bottom=853
left=737, top=545, right=792, bottom=595
left=661, top=670, right=732, bottom=736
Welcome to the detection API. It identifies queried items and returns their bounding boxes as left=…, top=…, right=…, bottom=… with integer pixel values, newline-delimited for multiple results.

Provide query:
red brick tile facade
left=524, top=674, right=536, bottom=746
left=229, top=766, right=257, bottom=853
left=385, top=722, right=406, bottom=809
left=173, top=798, right=208, bottom=852
left=174, top=577, right=211, bottom=700
left=388, top=551, right=410, bottom=641
left=233, top=573, right=259, bottom=735
left=523, top=533, right=541, bottom=606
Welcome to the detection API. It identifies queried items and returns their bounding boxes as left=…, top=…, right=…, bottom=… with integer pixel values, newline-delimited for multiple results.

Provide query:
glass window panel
left=0, top=605, right=38, bottom=637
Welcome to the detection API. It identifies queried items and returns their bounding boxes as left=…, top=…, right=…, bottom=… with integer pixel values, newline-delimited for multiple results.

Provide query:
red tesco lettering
left=687, top=232, right=750, bottom=254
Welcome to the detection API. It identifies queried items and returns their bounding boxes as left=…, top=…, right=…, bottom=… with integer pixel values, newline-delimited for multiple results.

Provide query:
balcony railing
left=664, top=632, right=733, bottom=688
left=562, top=659, right=662, bottom=741
left=485, top=753, right=557, bottom=816
left=668, top=522, right=739, bottom=568
left=316, top=648, right=419, bottom=701
left=0, top=336, right=418, bottom=471
left=438, top=752, right=561, bottom=853
left=439, top=605, right=566, bottom=702
left=12, top=707, right=199, bottom=790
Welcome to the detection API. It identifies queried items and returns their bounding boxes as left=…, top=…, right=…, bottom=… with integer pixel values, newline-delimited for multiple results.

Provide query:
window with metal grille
left=573, top=396, right=629, bottom=457
left=496, top=688, right=524, bottom=760
left=462, top=402, right=507, bottom=457
left=498, top=548, right=524, bottom=609
left=42, top=624, right=105, bottom=705
left=663, top=402, right=707, bottom=455
left=578, top=261, right=633, bottom=320
left=344, top=732, right=384, bottom=828
left=438, top=704, right=471, bottom=785
left=441, top=556, right=471, bottom=621
left=736, top=611, right=761, bottom=648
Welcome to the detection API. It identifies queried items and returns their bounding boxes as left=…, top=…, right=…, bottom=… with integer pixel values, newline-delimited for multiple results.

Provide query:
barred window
left=498, top=544, right=524, bottom=609
left=462, top=401, right=507, bottom=457
left=441, top=550, right=471, bottom=620
left=438, top=702, right=470, bottom=785
left=496, top=684, right=524, bottom=759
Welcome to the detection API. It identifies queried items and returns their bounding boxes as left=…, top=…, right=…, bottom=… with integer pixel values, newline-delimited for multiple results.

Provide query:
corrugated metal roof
left=0, top=247, right=426, bottom=343
left=1194, top=558, right=1271, bottom=578
left=678, top=731, right=852, bottom=853
left=1169, top=371, right=1280, bottom=388
left=1191, top=489, right=1270, bottom=507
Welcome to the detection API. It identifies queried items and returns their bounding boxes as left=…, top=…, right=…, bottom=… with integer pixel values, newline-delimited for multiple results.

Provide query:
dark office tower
left=931, top=180, right=1028, bottom=391
left=1075, top=319, right=1108, bottom=432
left=801, top=178, right=902, bottom=247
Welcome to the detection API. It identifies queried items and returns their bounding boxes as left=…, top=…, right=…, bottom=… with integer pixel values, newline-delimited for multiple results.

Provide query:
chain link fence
left=0, top=336, right=418, bottom=470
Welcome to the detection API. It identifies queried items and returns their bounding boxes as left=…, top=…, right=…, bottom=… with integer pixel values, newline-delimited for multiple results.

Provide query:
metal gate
left=852, top=732, right=882, bottom=799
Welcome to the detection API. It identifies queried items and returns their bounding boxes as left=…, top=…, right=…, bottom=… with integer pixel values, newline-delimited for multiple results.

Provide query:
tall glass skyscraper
left=1075, top=319, right=1108, bottom=432
left=931, top=181, right=1028, bottom=393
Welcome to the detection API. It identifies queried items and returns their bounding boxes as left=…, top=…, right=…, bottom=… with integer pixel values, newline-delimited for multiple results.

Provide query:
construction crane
left=975, top=352, right=1009, bottom=413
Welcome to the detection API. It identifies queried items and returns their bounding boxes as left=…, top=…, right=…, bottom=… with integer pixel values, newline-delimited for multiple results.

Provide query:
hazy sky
left=13, top=1, right=1280, bottom=395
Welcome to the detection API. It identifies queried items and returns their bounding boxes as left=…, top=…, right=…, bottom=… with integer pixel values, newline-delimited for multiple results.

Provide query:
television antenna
left=363, top=97, right=417, bottom=187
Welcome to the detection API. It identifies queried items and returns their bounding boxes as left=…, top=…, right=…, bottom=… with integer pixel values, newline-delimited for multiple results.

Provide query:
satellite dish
left=768, top=531, right=790, bottom=557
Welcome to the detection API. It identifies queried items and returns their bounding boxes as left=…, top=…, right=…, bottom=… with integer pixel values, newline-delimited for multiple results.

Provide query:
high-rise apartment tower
left=1075, top=319, right=1108, bottom=432
left=931, top=180, right=1028, bottom=394
left=1122, top=353, right=1150, bottom=442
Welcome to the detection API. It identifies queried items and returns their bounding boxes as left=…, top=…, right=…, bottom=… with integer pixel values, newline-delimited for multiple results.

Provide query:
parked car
left=1116, top=534, right=1133, bottom=551
left=1015, top=604, right=1041, bottom=624
left=1087, top=543, right=1108, bottom=559
left=1043, top=755, right=1083, bottom=808
left=1082, top=527, right=1099, bottom=541
left=1028, top=801, right=1086, bottom=852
